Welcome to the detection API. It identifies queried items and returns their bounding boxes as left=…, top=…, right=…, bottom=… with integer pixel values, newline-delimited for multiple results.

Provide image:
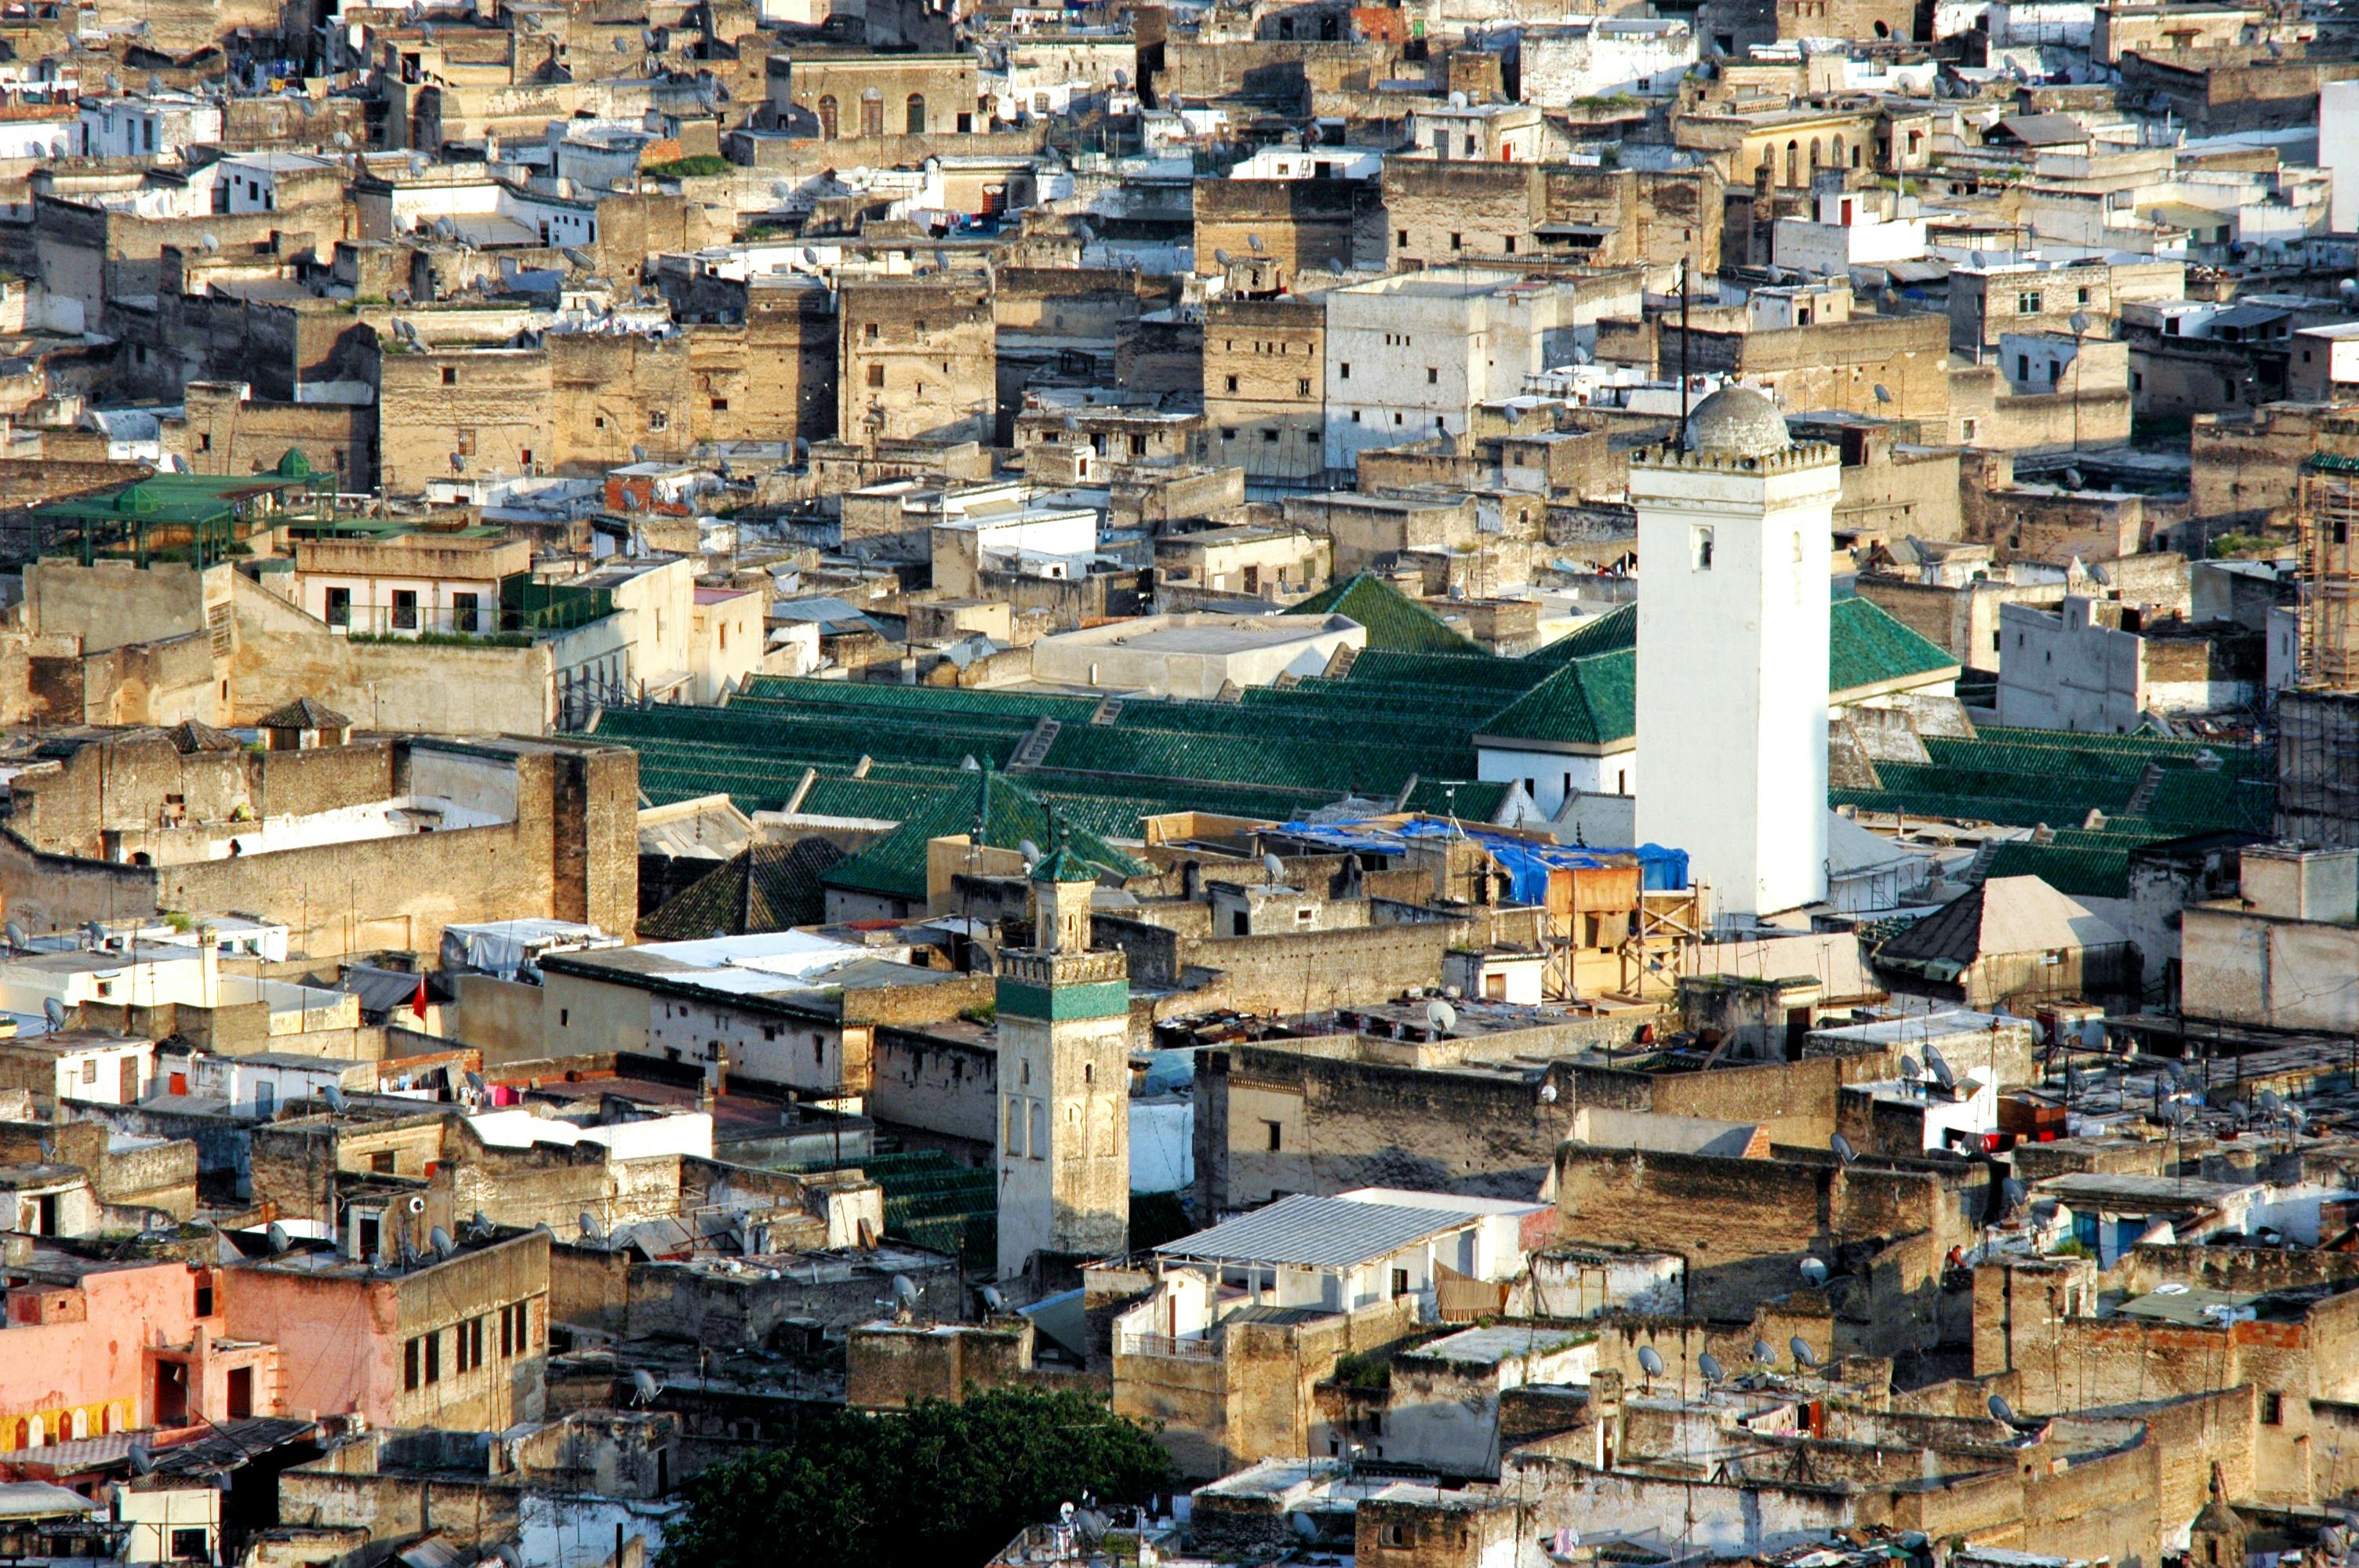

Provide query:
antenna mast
left=1677, top=252, right=1692, bottom=446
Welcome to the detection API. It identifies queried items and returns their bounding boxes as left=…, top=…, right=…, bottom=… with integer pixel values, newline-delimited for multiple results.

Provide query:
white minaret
left=1631, top=386, right=1839, bottom=922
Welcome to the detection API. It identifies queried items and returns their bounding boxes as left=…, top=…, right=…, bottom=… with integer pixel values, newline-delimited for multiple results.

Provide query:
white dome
left=1683, top=385, right=1790, bottom=459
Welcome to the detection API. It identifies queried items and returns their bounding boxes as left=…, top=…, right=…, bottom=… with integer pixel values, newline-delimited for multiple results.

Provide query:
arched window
left=1785, top=140, right=1800, bottom=185
left=816, top=94, right=838, bottom=139
left=905, top=93, right=926, bottom=134
left=1809, top=136, right=1823, bottom=169
left=1831, top=134, right=1846, bottom=169
left=69, top=1409, right=86, bottom=1439
left=860, top=89, right=883, bottom=137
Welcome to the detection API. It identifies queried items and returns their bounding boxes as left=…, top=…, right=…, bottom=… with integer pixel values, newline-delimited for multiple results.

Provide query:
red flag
left=411, top=975, right=428, bottom=1020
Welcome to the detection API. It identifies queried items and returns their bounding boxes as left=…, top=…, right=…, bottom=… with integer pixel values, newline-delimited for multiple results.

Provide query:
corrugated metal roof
left=0, top=1482, right=100, bottom=1519
left=1158, top=1192, right=1488, bottom=1269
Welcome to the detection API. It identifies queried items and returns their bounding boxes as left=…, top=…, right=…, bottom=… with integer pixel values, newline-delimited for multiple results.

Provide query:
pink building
left=0, top=1253, right=278, bottom=1453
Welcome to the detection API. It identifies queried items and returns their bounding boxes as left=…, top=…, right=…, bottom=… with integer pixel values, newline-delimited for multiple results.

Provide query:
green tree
left=657, top=1387, right=1172, bottom=1568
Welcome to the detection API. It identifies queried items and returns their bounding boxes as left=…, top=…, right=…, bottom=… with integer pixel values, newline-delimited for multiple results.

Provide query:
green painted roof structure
left=1030, top=843, right=1100, bottom=883
left=1285, top=572, right=1484, bottom=653
left=573, top=589, right=2264, bottom=899
left=823, top=765, right=1147, bottom=902
left=1475, top=649, right=1635, bottom=746
left=1827, top=597, right=1961, bottom=693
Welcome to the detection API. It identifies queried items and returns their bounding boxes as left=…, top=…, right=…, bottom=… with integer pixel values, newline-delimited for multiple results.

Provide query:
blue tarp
left=1274, top=818, right=1689, bottom=901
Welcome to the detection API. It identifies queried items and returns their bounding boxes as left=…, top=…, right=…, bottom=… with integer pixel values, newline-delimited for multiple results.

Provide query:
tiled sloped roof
left=1285, top=572, right=1485, bottom=653
left=1828, top=597, right=1961, bottom=694
left=1521, top=599, right=1954, bottom=699
left=1525, top=603, right=1636, bottom=664
left=637, top=837, right=848, bottom=938
left=1980, top=841, right=2134, bottom=899
left=823, top=767, right=1147, bottom=901
left=1474, top=649, right=1636, bottom=746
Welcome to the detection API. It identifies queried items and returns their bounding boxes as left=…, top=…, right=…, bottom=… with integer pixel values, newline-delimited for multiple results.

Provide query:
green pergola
left=22, top=448, right=336, bottom=568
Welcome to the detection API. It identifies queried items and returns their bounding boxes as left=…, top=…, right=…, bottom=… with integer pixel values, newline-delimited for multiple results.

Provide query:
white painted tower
left=1631, top=386, right=1839, bottom=921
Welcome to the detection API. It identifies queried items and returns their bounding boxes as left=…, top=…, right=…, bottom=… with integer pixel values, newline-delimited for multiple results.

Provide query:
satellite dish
left=980, top=1284, right=1007, bottom=1314
left=1898, top=1052, right=1921, bottom=1080
left=1752, top=1338, right=1778, bottom=1367
left=1927, top=1047, right=1955, bottom=1091
left=430, top=1225, right=456, bottom=1258
left=1018, top=839, right=1041, bottom=866
left=1248, top=233, right=1266, bottom=253
left=322, top=1083, right=348, bottom=1113
left=200, top=232, right=220, bottom=255
left=1989, top=1392, right=2018, bottom=1425
left=451, top=453, right=468, bottom=473
left=1539, top=1082, right=1559, bottom=1104
left=468, top=1210, right=494, bottom=1240
left=1873, top=383, right=1892, bottom=405
left=1427, top=1000, right=1457, bottom=1034
left=1800, top=1255, right=1829, bottom=1287
left=631, top=1368, right=662, bottom=1404
left=2260, top=1088, right=2284, bottom=1116
left=613, top=33, right=630, bottom=49
left=631, top=445, right=648, bottom=463
left=42, top=997, right=67, bottom=1030
left=580, top=1211, right=605, bottom=1242
left=1214, top=249, right=1234, bottom=267
left=2069, top=310, right=2092, bottom=336
left=84, top=920, right=107, bottom=947
left=1790, top=1336, right=1820, bottom=1369
left=5, top=920, right=27, bottom=949
left=891, top=1273, right=920, bottom=1306
left=267, top=1221, right=291, bottom=1254
left=128, top=1439, right=155, bottom=1475
left=1637, top=1345, right=1666, bottom=1379
left=406, top=1195, right=427, bottom=1215
left=1698, top=1352, right=1725, bottom=1385
left=1263, top=851, right=1286, bottom=880
left=2001, top=1177, right=2026, bottom=1210
left=1830, top=1132, right=1857, bottom=1165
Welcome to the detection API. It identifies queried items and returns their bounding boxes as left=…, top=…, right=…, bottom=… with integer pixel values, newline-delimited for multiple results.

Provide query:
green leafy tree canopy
left=656, top=1386, right=1172, bottom=1568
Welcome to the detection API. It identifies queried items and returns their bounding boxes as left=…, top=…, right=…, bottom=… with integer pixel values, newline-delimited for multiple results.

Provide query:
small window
left=863, top=321, right=879, bottom=341
left=649, top=410, right=668, bottom=432
left=392, top=590, right=419, bottom=630
left=2263, top=1391, right=2284, bottom=1425
left=867, top=364, right=885, bottom=388
left=404, top=1338, right=422, bottom=1390
left=1449, top=231, right=1463, bottom=250
left=440, top=366, right=456, bottom=386
left=1296, top=378, right=1310, bottom=397
left=1339, top=361, right=1350, bottom=379
left=171, top=1530, right=208, bottom=1560
left=711, top=397, right=728, bottom=412
left=423, top=1330, right=441, bottom=1384
left=1383, top=1525, right=1408, bottom=1548
left=1427, top=367, right=1438, bottom=384
left=1224, top=374, right=1238, bottom=393
left=1265, top=1120, right=1283, bottom=1152
left=1692, top=525, right=1715, bottom=571
left=1396, top=227, right=1408, bottom=247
